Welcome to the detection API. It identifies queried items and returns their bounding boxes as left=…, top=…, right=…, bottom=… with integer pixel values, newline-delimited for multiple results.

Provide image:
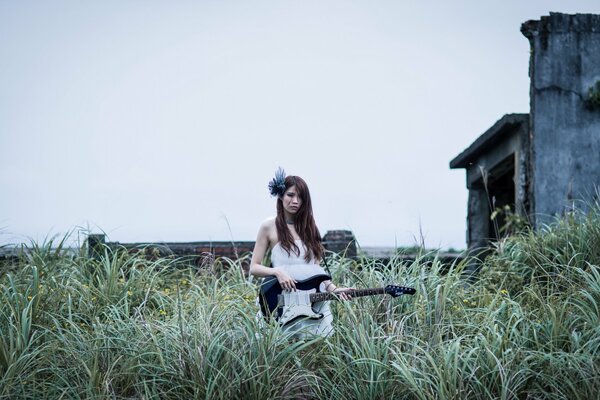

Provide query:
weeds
left=1, top=206, right=600, bottom=398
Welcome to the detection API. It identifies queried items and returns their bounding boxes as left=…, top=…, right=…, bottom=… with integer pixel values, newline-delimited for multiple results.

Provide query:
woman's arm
left=249, top=220, right=297, bottom=290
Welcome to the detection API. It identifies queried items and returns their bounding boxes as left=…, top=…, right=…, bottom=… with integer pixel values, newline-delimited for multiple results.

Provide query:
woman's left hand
left=332, top=287, right=354, bottom=301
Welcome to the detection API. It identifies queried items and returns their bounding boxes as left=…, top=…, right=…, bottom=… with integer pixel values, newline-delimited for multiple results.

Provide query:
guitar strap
left=321, top=250, right=332, bottom=276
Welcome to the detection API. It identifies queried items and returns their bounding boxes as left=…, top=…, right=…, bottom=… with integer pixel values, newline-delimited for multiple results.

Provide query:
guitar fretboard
left=310, top=287, right=386, bottom=302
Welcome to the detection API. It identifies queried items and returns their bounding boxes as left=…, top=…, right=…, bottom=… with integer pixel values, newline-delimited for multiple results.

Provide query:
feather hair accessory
left=268, top=167, right=287, bottom=197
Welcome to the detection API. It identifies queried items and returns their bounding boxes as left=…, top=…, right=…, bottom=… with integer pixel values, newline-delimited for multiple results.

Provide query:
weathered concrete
left=451, top=114, right=529, bottom=248
left=522, top=13, right=600, bottom=226
left=82, top=230, right=358, bottom=272
left=467, top=187, right=490, bottom=250
left=452, top=13, right=600, bottom=251
left=322, top=230, right=357, bottom=258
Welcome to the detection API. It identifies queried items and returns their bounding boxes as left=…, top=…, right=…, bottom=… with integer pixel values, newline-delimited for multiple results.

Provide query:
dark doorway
left=486, top=154, right=516, bottom=240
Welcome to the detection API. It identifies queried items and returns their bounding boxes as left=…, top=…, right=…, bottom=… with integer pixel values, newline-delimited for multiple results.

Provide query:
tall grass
left=1, top=206, right=600, bottom=398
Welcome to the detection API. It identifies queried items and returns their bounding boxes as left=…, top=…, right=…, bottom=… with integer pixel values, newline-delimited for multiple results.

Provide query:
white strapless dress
left=267, top=239, right=333, bottom=338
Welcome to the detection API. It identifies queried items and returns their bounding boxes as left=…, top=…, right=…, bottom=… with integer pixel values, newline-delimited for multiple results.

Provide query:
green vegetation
left=1, top=205, right=600, bottom=399
left=585, top=80, right=600, bottom=111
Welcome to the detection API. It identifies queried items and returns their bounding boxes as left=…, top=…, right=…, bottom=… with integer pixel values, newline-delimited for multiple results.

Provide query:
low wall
left=86, top=230, right=358, bottom=270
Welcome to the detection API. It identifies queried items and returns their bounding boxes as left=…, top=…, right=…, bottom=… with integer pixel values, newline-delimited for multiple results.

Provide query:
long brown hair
left=275, top=175, right=324, bottom=263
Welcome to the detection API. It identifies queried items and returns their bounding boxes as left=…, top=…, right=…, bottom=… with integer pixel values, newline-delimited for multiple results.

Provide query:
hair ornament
left=268, top=167, right=287, bottom=197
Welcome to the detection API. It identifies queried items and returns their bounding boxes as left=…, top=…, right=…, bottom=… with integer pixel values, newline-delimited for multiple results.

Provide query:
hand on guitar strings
left=325, top=281, right=355, bottom=301
left=274, top=268, right=297, bottom=291
left=332, top=287, right=355, bottom=301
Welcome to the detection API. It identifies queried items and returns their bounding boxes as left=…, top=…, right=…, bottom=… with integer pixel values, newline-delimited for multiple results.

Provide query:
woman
left=250, top=168, right=352, bottom=338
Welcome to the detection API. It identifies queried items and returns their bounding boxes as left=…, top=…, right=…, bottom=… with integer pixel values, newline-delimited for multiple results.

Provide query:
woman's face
left=282, top=185, right=302, bottom=215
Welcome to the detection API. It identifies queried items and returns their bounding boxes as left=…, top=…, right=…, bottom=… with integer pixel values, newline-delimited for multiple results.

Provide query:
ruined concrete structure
left=451, top=13, right=600, bottom=250
left=85, top=230, right=357, bottom=272
left=450, top=113, right=529, bottom=249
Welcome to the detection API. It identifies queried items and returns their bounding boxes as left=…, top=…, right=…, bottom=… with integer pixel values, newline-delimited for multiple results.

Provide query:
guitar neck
left=311, top=287, right=386, bottom=302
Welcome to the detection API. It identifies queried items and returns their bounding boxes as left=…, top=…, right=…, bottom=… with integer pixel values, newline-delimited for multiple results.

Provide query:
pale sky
left=2, top=1, right=600, bottom=250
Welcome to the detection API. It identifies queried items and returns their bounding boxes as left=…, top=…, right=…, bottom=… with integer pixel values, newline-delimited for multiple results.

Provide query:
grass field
left=1, top=206, right=600, bottom=399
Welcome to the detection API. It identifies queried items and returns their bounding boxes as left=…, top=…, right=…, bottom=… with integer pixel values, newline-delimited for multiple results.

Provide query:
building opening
left=485, top=154, right=516, bottom=241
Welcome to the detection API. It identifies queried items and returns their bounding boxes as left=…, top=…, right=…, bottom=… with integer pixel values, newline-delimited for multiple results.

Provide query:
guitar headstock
left=385, top=285, right=416, bottom=297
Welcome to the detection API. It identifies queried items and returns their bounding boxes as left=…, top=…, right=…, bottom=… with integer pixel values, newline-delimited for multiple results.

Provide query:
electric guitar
left=258, top=273, right=416, bottom=326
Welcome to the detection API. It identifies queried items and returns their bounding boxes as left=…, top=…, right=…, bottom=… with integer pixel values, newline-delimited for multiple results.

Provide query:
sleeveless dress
left=268, top=239, right=333, bottom=338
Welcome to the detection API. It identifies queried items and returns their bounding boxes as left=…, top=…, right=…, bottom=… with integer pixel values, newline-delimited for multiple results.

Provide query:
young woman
left=250, top=168, right=352, bottom=338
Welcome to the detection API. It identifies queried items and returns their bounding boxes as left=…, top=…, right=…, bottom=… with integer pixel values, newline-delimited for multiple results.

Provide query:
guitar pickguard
left=277, top=289, right=324, bottom=326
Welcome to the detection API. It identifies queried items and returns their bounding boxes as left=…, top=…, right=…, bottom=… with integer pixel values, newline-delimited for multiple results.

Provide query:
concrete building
left=451, top=13, right=600, bottom=250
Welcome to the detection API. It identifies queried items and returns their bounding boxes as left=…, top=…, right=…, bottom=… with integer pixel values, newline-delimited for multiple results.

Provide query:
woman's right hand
left=274, top=268, right=297, bottom=291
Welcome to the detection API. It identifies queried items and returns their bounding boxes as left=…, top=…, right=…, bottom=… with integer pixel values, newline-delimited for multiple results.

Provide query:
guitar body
left=258, top=273, right=331, bottom=324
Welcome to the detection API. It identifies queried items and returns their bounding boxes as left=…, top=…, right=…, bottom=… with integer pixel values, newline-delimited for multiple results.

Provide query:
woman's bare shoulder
left=259, top=216, right=276, bottom=229
left=258, top=217, right=278, bottom=246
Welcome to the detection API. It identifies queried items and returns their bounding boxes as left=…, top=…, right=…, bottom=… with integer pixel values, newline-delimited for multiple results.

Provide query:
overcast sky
left=2, top=1, right=600, bottom=250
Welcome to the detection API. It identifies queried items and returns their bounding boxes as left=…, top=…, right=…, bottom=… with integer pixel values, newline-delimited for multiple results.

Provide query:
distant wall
left=87, top=230, right=358, bottom=271
left=522, top=13, right=600, bottom=225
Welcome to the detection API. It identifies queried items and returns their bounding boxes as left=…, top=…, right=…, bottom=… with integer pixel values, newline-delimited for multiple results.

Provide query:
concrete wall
left=466, top=187, right=489, bottom=250
left=86, top=230, right=358, bottom=272
left=464, top=119, right=528, bottom=248
left=522, top=13, right=600, bottom=225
